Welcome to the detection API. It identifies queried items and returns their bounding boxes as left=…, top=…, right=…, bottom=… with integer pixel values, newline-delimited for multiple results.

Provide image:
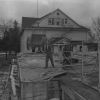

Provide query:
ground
left=17, top=52, right=100, bottom=100
left=0, top=52, right=99, bottom=99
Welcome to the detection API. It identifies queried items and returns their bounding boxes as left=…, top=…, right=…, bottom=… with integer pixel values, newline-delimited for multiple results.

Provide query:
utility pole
left=81, top=39, right=84, bottom=81
left=37, top=0, right=39, bottom=18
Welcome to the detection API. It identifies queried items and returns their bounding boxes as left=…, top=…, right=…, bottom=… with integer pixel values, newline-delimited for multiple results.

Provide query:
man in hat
left=45, top=43, right=55, bottom=68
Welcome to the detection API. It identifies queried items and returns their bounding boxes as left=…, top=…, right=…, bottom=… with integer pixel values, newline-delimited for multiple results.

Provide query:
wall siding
left=21, top=29, right=89, bottom=52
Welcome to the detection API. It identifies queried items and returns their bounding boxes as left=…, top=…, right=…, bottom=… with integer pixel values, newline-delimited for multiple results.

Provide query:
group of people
left=62, top=45, right=71, bottom=65
left=45, top=43, right=72, bottom=68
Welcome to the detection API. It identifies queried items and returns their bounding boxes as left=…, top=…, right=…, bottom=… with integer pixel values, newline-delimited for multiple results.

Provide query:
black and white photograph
left=0, top=0, right=100, bottom=100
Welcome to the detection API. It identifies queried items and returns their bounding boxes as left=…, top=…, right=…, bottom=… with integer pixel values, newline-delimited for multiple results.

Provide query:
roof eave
left=22, top=27, right=89, bottom=31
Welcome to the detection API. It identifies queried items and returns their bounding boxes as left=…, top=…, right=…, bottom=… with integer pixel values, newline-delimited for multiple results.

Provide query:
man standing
left=45, top=44, right=55, bottom=68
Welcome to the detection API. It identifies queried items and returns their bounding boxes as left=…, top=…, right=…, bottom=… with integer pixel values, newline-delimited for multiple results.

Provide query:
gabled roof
left=36, top=8, right=86, bottom=29
left=56, top=9, right=87, bottom=29
left=22, top=9, right=89, bottom=31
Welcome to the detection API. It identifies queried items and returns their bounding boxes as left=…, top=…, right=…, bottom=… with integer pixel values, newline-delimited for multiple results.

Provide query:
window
left=52, top=18, right=54, bottom=25
left=56, top=18, right=61, bottom=25
left=57, top=21, right=60, bottom=25
left=62, top=19, right=64, bottom=25
left=48, top=19, right=52, bottom=24
left=57, top=12, right=60, bottom=15
left=61, top=19, right=67, bottom=25
left=48, top=18, right=54, bottom=25
left=64, top=18, right=67, bottom=24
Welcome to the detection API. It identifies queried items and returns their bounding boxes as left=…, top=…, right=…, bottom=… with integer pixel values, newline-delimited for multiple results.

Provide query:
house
left=21, top=8, right=91, bottom=53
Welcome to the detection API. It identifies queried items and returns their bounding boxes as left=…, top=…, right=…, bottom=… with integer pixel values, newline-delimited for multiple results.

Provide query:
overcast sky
left=0, top=0, right=99, bottom=27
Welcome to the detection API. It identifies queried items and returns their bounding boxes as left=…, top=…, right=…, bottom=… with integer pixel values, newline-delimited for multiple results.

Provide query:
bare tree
left=91, top=17, right=100, bottom=41
left=91, top=17, right=100, bottom=90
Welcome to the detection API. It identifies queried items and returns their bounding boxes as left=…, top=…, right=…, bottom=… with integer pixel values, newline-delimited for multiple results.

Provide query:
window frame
left=48, top=18, right=54, bottom=25
left=64, top=18, right=67, bottom=24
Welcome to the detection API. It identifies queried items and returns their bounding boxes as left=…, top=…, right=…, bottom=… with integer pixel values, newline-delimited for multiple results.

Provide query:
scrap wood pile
left=0, top=72, right=10, bottom=100
left=40, top=68, right=67, bottom=81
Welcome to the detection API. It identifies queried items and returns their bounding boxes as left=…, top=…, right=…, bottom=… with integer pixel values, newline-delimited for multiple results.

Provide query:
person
left=80, top=46, right=82, bottom=52
left=62, top=45, right=71, bottom=64
left=45, top=44, right=55, bottom=68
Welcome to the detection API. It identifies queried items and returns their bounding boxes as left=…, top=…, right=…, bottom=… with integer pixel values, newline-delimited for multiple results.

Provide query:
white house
left=21, top=8, right=91, bottom=53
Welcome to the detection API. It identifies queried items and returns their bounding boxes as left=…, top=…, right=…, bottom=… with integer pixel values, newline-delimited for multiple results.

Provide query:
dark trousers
left=45, top=54, right=54, bottom=68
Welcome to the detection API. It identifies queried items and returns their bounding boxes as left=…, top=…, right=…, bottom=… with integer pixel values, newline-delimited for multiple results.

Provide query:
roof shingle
left=22, top=17, right=39, bottom=28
